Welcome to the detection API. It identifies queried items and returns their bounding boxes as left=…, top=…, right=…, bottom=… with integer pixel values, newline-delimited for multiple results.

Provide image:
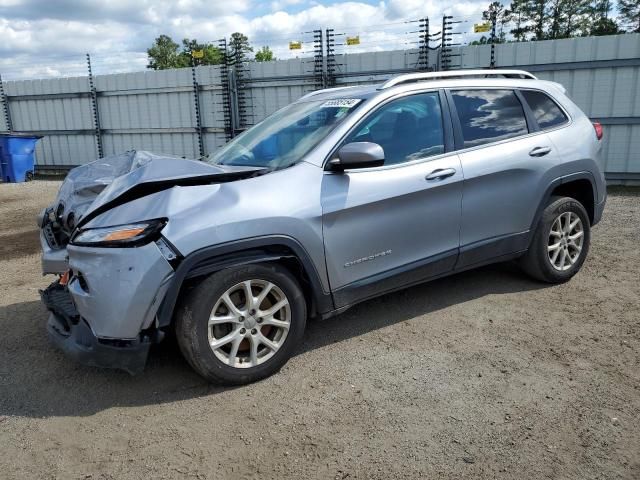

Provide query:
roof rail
left=378, top=69, right=537, bottom=90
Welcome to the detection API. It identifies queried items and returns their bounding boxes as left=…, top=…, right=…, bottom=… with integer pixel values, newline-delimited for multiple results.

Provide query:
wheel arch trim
left=529, top=171, right=597, bottom=247
left=156, top=235, right=333, bottom=328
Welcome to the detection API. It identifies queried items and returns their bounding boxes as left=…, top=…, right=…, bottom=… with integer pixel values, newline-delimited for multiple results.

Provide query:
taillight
left=593, top=121, right=603, bottom=140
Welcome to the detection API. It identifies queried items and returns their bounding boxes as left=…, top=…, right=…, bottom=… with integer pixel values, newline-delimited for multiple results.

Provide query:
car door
left=321, top=91, right=464, bottom=307
left=447, top=88, right=562, bottom=268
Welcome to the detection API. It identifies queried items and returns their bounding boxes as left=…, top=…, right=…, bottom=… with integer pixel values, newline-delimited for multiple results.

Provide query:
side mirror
left=328, top=142, right=385, bottom=171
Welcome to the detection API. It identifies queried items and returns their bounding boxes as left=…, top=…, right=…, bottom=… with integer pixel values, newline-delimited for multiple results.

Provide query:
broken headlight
left=70, top=219, right=166, bottom=248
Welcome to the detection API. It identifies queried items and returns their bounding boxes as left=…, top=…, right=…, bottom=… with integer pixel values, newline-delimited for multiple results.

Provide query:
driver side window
left=345, top=92, right=445, bottom=166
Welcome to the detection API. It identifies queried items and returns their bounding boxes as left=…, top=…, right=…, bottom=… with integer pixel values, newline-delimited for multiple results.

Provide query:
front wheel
left=175, top=264, right=307, bottom=385
left=520, top=196, right=591, bottom=283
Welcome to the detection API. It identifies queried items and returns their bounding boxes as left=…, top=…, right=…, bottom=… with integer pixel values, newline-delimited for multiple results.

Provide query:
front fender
left=155, top=235, right=334, bottom=329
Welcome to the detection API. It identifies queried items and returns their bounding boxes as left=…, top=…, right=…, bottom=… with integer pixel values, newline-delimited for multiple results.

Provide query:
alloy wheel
left=207, top=279, right=291, bottom=368
left=547, top=211, right=584, bottom=271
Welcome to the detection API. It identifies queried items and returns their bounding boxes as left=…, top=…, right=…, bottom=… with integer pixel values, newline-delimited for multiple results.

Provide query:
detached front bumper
left=66, top=241, right=174, bottom=339
left=41, top=282, right=151, bottom=375
left=39, top=239, right=175, bottom=374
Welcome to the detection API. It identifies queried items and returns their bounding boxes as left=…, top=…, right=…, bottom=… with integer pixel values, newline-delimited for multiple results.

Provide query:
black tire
left=520, top=196, right=591, bottom=283
left=175, top=263, right=307, bottom=385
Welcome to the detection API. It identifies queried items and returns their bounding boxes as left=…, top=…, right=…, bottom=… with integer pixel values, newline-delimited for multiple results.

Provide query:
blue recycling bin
left=0, top=134, right=43, bottom=182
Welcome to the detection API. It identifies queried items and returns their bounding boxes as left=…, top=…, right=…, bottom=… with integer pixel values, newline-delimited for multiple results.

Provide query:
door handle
left=426, top=168, right=456, bottom=181
left=529, top=146, right=551, bottom=157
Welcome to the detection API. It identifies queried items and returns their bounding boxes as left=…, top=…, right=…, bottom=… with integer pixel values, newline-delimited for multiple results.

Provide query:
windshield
left=206, top=98, right=363, bottom=169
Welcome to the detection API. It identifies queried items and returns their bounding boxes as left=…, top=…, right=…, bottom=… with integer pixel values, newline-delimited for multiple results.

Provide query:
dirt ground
left=0, top=180, right=638, bottom=480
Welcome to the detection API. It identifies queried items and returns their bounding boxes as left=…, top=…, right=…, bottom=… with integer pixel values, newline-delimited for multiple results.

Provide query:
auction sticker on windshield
left=321, top=99, right=362, bottom=108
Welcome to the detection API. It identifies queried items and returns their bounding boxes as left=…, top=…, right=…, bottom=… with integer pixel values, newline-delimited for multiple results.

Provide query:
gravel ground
left=0, top=180, right=638, bottom=480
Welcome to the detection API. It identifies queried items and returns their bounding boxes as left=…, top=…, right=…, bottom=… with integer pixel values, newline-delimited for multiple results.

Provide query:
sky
left=0, top=0, right=499, bottom=80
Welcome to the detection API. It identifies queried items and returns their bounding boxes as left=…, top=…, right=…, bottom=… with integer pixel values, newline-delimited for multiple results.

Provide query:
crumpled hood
left=51, top=150, right=264, bottom=231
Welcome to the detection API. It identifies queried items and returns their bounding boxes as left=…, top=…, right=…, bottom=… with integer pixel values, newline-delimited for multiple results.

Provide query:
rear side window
left=451, top=89, right=528, bottom=148
left=520, top=90, right=568, bottom=130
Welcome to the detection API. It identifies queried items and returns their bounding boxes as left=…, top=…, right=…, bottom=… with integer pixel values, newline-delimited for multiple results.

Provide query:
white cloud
left=270, top=0, right=305, bottom=13
left=0, top=0, right=489, bottom=80
left=0, top=0, right=252, bottom=24
left=0, top=18, right=136, bottom=55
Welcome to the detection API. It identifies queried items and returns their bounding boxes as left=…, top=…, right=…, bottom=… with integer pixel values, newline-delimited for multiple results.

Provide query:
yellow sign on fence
left=289, top=41, right=302, bottom=50
left=474, top=22, right=491, bottom=33
left=191, top=49, right=204, bottom=59
left=346, top=36, right=360, bottom=46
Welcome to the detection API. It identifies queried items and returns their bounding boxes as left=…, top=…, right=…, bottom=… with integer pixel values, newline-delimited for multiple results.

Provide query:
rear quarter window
left=520, top=90, right=568, bottom=130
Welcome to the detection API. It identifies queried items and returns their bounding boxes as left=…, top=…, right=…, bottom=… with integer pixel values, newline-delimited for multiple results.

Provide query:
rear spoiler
left=541, top=80, right=567, bottom=95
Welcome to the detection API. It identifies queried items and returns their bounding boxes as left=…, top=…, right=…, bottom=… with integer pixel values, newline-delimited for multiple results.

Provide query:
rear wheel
left=520, top=196, right=591, bottom=283
left=175, top=264, right=306, bottom=384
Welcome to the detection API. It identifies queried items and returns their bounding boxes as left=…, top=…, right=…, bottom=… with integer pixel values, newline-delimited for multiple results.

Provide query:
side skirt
left=324, top=232, right=530, bottom=319
left=331, top=249, right=458, bottom=309
left=455, top=230, right=530, bottom=270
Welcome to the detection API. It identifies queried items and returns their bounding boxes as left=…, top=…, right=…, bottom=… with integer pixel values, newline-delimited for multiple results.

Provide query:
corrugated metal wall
left=2, top=76, right=97, bottom=167
left=0, top=33, right=638, bottom=179
left=243, top=58, right=319, bottom=122
left=0, top=65, right=228, bottom=167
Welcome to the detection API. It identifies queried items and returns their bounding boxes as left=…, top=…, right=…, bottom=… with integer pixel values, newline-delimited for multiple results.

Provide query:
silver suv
left=39, top=70, right=606, bottom=384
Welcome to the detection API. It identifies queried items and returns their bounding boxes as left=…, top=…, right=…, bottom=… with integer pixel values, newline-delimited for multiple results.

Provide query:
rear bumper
left=41, top=282, right=152, bottom=375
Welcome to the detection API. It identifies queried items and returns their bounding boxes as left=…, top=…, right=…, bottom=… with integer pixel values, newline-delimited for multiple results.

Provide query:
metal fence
left=0, top=33, right=639, bottom=182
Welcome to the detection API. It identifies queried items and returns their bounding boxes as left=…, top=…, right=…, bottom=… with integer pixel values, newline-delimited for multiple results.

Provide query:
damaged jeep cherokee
left=39, top=70, right=606, bottom=384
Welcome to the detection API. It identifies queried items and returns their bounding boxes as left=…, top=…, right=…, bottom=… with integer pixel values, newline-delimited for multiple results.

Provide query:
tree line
left=147, top=32, right=275, bottom=70
left=475, top=0, right=639, bottom=44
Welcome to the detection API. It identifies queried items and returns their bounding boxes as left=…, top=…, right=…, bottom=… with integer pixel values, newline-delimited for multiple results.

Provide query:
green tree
left=526, top=0, right=549, bottom=40
left=469, top=35, right=490, bottom=45
left=589, top=16, right=623, bottom=35
left=482, top=2, right=512, bottom=41
left=255, top=46, right=276, bottom=62
left=180, top=38, right=224, bottom=66
left=229, top=32, right=253, bottom=64
left=618, top=0, right=640, bottom=32
left=548, top=0, right=567, bottom=38
left=588, top=0, right=622, bottom=35
left=546, top=0, right=591, bottom=39
left=547, top=0, right=566, bottom=38
left=147, top=34, right=185, bottom=70
left=509, top=0, right=531, bottom=41
left=568, top=0, right=594, bottom=37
